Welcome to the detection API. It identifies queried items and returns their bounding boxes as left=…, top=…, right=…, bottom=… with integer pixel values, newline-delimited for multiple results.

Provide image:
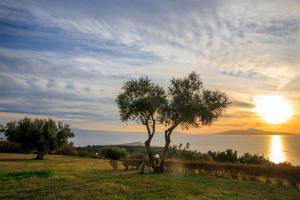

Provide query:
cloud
left=0, top=0, right=299, bottom=131
left=231, top=100, right=255, bottom=109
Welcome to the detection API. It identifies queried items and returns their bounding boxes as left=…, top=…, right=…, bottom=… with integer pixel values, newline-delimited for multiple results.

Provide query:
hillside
left=1, top=153, right=300, bottom=200
left=118, top=142, right=145, bottom=146
left=215, top=128, right=297, bottom=135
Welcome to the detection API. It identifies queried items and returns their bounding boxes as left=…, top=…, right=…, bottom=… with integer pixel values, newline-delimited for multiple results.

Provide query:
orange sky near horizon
left=1, top=99, right=299, bottom=134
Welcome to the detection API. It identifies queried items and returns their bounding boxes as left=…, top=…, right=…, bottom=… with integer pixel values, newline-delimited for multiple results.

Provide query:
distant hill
left=215, top=128, right=297, bottom=135
left=117, top=142, right=144, bottom=146
left=72, top=128, right=144, bottom=135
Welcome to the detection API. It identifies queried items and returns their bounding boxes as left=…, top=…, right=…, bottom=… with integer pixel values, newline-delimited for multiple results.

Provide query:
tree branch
left=151, top=115, right=156, bottom=137
left=166, top=123, right=178, bottom=137
left=145, top=121, right=151, bottom=138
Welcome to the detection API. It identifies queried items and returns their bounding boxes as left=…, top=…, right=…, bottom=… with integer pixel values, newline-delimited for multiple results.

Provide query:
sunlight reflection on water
left=71, top=130, right=300, bottom=165
left=269, top=135, right=285, bottom=164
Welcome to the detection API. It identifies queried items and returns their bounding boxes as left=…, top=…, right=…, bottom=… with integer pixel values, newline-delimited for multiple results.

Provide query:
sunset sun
left=253, top=95, right=293, bottom=124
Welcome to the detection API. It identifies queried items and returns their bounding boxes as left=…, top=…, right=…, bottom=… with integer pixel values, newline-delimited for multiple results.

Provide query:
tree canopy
left=162, top=72, right=229, bottom=128
left=3, top=117, right=74, bottom=159
left=116, top=77, right=166, bottom=125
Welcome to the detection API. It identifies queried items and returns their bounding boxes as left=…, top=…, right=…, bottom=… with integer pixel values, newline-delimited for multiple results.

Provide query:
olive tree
left=3, top=117, right=74, bottom=160
left=116, top=72, right=230, bottom=172
left=116, top=77, right=166, bottom=170
left=159, top=72, right=230, bottom=171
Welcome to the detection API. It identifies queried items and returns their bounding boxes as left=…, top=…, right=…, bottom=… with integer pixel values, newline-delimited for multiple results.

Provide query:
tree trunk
left=158, top=124, right=178, bottom=173
left=145, top=138, right=156, bottom=170
left=144, top=119, right=162, bottom=172
left=36, top=152, right=45, bottom=160
left=157, top=131, right=171, bottom=173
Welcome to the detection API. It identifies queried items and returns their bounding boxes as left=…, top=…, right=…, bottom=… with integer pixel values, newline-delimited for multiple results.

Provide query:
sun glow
left=269, top=135, right=285, bottom=164
left=253, top=95, right=293, bottom=124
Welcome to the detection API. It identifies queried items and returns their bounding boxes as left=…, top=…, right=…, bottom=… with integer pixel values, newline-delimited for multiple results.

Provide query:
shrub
left=101, top=146, right=127, bottom=160
left=0, top=141, right=23, bottom=153
left=124, top=159, right=300, bottom=188
left=276, top=178, right=284, bottom=186
left=230, top=172, right=239, bottom=179
left=109, top=160, right=118, bottom=170
left=54, top=142, right=77, bottom=156
left=77, top=151, right=92, bottom=157
left=121, top=159, right=130, bottom=170
left=249, top=175, right=258, bottom=182
left=239, top=152, right=270, bottom=165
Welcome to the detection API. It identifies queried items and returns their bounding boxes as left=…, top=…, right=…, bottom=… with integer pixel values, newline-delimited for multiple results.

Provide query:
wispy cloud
left=0, top=0, right=299, bottom=132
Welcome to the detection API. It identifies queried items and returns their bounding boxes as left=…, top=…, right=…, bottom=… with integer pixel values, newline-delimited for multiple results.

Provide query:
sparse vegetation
left=75, top=144, right=273, bottom=165
left=123, top=159, right=300, bottom=188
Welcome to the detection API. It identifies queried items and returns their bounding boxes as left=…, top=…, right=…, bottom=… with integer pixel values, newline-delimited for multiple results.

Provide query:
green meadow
left=0, top=153, right=299, bottom=200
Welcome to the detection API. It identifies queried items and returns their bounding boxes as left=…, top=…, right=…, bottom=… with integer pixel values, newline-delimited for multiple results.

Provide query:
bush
left=109, top=160, right=118, bottom=170
left=101, top=146, right=127, bottom=160
left=75, top=144, right=272, bottom=167
left=239, top=153, right=270, bottom=165
left=122, top=159, right=129, bottom=170
left=0, top=141, right=23, bottom=153
left=124, top=159, right=300, bottom=188
left=77, top=151, right=92, bottom=157
left=54, top=142, right=77, bottom=156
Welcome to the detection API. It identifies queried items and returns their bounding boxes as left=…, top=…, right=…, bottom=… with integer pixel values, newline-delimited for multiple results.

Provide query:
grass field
left=0, top=153, right=299, bottom=200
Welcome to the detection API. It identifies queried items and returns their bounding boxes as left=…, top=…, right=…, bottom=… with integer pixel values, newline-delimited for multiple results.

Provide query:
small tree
left=159, top=72, right=230, bottom=171
left=116, top=77, right=166, bottom=170
left=3, top=117, right=74, bottom=160
left=116, top=72, right=230, bottom=172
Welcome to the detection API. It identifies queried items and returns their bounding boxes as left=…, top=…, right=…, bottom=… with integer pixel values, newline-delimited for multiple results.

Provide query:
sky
left=0, top=0, right=299, bottom=134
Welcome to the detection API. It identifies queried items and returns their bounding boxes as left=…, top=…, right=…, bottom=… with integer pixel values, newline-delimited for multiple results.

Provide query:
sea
left=1, top=130, right=300, bottom=166
left=70, top=129, right=300, bottom=166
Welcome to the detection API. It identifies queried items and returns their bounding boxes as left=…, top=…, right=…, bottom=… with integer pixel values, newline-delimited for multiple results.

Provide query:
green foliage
left=101, top=146, right=128, bottom=160
left=109, top=160, right=118, bottom=170
left=0, top=141, right=22, bottom=153
left=0, top=170, right=54, bottom=180
left=56, top=122, right=74, bottom=146
left=208, top=149, right=238, bottom=162
left=3, top=117, right=74, bottom=159
left=121, top=159, right=130, bottom=170
left=116, top=72, right=230, bottom=129
left=239, top=152, right=270, bottom=165
left=125, top=159, right=300, bottom=188
left=54, top=142, right=77, bottom=156
left=162, top=72, right=230, bottom=128
left=76, top=144, right=272, bottom=166
left=116, top=77, right=166, bottom=124
left=168, top=145, right=271, bottom=165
